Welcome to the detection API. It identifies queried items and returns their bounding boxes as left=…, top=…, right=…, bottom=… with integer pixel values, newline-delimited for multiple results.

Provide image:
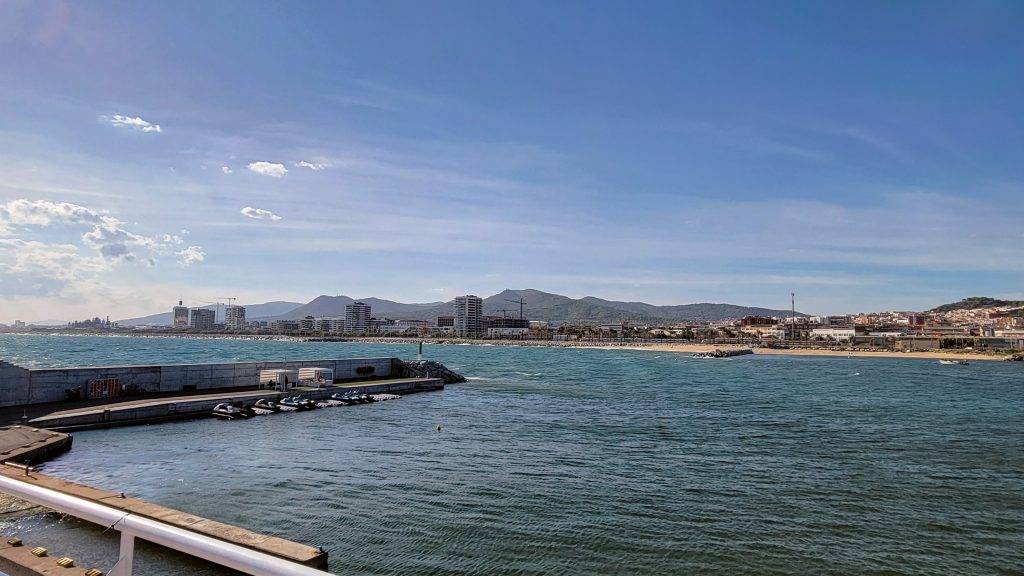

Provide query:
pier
left=0, top=465, right=329, bottom=574
left=0, top=357, right=403, bottom=407
left=0, top=425, right=331, bottom=574
left=0, top=426, right=72, bottom=463
left=28, top=376, right=443, bottom=431
left=0, top=355, right=465, bottom=573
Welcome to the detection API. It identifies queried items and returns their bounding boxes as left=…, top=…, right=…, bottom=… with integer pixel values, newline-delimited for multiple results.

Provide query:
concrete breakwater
left=30, top=377, right=443, bottom=431
left=0, top=356, right=460, bottom=408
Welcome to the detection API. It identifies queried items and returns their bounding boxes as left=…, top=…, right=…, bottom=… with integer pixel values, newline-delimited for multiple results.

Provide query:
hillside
left=262, top=295, right=444, bottom=320
left=118, top=301, right=303, bottom=326
left=928, top=297, right=1024, bottom=313
left=262, top=289, right=803, bottom=324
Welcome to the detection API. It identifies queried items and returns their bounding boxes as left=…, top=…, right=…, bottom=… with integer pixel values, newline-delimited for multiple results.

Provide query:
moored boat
left=330, top=392, right=359, bottom=406
left=938, top=359, right=969, bottom=365
left=279, top=396, right=317, bottom=410
left=212, top=402, right=253, bottom=420
left=254, top=398, right=281, bottom=411
left=252, top=399, right=281, bottom=414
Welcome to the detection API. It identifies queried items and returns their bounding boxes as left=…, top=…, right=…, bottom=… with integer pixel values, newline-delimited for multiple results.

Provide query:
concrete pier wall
left=0, top=357, right=398, bottom=407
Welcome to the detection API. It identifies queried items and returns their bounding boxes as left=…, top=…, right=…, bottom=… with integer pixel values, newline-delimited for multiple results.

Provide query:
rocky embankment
left=397, top=359, right=467, bottom=384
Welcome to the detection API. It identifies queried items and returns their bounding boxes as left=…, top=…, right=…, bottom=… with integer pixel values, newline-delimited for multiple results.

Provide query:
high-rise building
left=344, top=302, right=371, bottom=333
left=454, top=295, right=483, bottom=337
left=190, top=308, right=215, bottom=331
left=172, top=300, right=190, bottom=328
left=224, top=305, right=246, bottom=330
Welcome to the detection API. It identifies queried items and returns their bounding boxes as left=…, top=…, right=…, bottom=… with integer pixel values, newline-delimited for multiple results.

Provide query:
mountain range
left=118, top=289, right=802, bottom=326
left=118, top=301, right=304, bottom=326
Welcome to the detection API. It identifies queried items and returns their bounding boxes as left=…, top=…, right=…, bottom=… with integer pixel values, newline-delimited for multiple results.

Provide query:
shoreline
left=600, top=343, right=1010, bottom=362
left=3, top=332, right=1018, bottom=363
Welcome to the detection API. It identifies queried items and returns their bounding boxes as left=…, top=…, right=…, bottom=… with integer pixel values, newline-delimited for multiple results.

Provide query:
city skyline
left=2, top=1, right=1023, bottom=322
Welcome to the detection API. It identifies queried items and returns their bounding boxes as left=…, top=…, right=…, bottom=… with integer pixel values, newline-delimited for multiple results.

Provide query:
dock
left=0, top=536, right=103, bottom=576
left=0, top=427, right=72, bottom=464
left=0, top=465, right=329, bottom=574
left=29, top=377, right=443, bottom=431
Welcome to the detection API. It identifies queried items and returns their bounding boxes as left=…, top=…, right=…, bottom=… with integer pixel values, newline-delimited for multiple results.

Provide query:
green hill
left=928, top=297, right=1024, bottom=313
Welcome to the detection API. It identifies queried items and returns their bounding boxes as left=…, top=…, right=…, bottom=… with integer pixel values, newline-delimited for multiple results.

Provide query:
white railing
left=0, top=473, right=330, bottom=576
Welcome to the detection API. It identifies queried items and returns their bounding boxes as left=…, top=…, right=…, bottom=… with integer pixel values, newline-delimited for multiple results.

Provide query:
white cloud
left=247, top=161, right=288, bottom=178
left=81, top=222, right=154, bottom=261
left=221, top=166, right=233, bottom=174
left=0, top=198, right=105, bottom=233
left=0, top=238, right=110, bottom=298
left=295, top=160, right=327, bottom=171
left=240, top=206, right=283, bottom=221
left=177, top=245, right=206, bottom=266
left=0, top=198, right=185, bottom=265
left=161, top=233, right=186, bottom=244
left=107, top=114, right=162, bottom=133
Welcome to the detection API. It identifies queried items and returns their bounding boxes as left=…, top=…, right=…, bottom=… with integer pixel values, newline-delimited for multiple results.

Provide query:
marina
left=26, top=376, right=442, bottom=431
left=0, top=338, right=1020, bottom=575
left=0, top=344, right=462, bottom=574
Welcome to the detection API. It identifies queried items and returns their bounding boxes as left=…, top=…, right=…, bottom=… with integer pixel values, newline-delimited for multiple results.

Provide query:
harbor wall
left=0, top=357, right=398, bottom=407
left=30, top=377, right=444, bottom=431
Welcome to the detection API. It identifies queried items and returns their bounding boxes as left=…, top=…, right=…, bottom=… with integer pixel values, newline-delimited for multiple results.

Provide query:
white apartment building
left=809, top=327, right=856, bottom=341
left=224, top=305, right=247, bottom=330
left=345, top=302, right=371, bottom=333
left=454, top=295, right=483, bottom=337
left=314, top=317, right=346, bottom=333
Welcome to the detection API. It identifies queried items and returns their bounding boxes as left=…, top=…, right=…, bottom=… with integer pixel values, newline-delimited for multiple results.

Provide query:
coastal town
left=4, top=294, right=1023, bottom=355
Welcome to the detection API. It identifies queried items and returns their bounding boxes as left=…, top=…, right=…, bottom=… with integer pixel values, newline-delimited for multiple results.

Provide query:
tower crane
left=505, top=297, right=526, bottom=320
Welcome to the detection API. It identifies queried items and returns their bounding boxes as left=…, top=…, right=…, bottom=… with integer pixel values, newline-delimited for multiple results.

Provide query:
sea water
left=0, top=335, right=1021, bottom=575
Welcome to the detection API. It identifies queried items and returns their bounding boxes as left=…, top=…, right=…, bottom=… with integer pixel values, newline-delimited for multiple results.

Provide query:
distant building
left=454, top=295, right=483, bottom=337
left=224, top=305, right=246, bottom=330
left=13, top=320, right=25, bottom=329
left=484, top=317, right=528, bottom=337
left=271, top=319, right=299, bottom=333
left=312, top=317, right=344, bottom=333
left=809, top=327, right=856, bottom=341
left=172, top=301, right=189, bottom=328
left=436, top=316, right=455, bottom=328
left=190, top=308, right=215, bottom=331
left=379, top=320, right=430, bottom=335
left=345, top=302, right=371, bottom=333
left=299, top=316, right=316, bottom=332
left=739, top=316, right=775, bottom=327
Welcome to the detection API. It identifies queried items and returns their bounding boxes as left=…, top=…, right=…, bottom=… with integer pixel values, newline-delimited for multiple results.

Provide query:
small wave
left=513, top=371, right=542, bottom=376
left=464, top=376, right=489, bottom=381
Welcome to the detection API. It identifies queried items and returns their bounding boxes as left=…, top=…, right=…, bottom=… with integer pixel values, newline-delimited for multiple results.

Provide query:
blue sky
left=1, top=0, right=1022, bottom=322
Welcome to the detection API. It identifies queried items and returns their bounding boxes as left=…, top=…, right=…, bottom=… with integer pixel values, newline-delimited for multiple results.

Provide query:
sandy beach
left=601, top=342, right=1012, bottom=362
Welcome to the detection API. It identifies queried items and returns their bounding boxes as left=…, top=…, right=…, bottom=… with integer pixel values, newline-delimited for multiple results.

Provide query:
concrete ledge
left=0, top=537, right=102, bottom=575
left=0, top=468, right=328, bottom=570
left=0, top=428, right=72, bottom=465
left=29, top=378, right=443, bottom=431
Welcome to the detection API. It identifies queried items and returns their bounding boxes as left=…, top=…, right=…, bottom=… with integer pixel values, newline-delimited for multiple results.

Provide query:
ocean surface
left=0, top=334, right=1022, bottom=575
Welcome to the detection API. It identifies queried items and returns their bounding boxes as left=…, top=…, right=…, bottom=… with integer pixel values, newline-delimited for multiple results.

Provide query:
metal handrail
left=0, top=474, right=330, bottom=576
